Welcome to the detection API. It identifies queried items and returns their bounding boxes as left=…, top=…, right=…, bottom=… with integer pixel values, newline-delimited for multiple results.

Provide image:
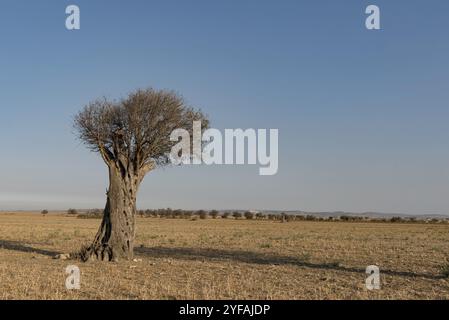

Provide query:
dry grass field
left=0, top=212, right=448, bottom=300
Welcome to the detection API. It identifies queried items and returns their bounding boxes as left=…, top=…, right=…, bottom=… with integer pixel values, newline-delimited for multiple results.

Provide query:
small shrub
left=244, top=211, right=254, bottom=220
left=255, top=212, right=266, bottom=219
left=196, top=210, right=208, bottom=219
left=390, top=217, right=403, bottom=223
left=209, top=210, right=219, bottom=219
left=173, top=209, right=183, bottom=218
left=232, top=211, right=242, bottom=219
left=440, top=263, right=449, bottom=278
left=77, top=209, right=103, bottom=219
left=41, top=209, right=48, bottom=216
left=67, top=208, right=78, bottom=215
left=158, top=208, right=173, bottom=218
left=222, top=212, right=230, bottom=219
left=280, top=213, right=294, bottom=222
left=280, top=213, right=287, bottom=222
left=183, top=211, right=193, bottom=219
left=166, top=208, right=175, bottom=218
left=144, top=209, right=156, bottom=217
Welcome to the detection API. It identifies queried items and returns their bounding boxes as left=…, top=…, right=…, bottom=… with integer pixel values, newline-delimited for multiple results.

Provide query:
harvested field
left=0, top=213, right=448, bottom=299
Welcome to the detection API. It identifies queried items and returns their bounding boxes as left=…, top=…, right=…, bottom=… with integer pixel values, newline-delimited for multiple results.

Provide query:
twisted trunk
left=80, top=166, right=139, bottom=262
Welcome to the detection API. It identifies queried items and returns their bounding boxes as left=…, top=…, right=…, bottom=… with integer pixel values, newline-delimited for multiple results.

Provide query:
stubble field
left=0, top=212, right=448, bottom=299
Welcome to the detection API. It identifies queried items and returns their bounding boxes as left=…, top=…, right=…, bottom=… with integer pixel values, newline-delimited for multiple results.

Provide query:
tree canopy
left=74, top=88, right=209, bottom=178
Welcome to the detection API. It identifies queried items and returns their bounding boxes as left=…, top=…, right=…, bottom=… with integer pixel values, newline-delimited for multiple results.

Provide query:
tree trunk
left=80, top=166, right=138, bottom=262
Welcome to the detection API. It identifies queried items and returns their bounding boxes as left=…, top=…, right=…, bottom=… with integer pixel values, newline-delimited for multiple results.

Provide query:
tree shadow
left=0, top=239, right=60, bottom=257
left=135, top=246, right=444, bottom=280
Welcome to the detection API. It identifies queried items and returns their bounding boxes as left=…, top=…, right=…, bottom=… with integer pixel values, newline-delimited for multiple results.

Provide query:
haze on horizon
left=0, top=0, right=448, bottom=215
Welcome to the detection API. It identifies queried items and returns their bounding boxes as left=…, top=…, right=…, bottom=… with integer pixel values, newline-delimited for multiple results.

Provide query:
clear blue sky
left=0, top=0, right=448, bottom=214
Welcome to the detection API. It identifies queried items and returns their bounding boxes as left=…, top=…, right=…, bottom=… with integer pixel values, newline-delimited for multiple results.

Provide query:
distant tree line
left=61, top=208, right=449, bottom=224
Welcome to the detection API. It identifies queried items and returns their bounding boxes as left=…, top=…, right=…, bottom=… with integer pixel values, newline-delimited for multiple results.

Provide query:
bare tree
left=74, top=88, right=208, bottom=261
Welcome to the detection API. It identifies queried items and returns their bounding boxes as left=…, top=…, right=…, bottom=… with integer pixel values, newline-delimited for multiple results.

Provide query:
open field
left=0, top=212, right=448, bottom=300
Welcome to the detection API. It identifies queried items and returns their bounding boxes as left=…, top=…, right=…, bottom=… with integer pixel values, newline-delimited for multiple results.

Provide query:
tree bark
left=80, top=166, right=138, bottom=262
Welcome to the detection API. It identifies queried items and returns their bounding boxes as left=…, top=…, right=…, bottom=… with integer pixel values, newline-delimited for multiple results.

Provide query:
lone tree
left=74, top=88, right=208, bottom=261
